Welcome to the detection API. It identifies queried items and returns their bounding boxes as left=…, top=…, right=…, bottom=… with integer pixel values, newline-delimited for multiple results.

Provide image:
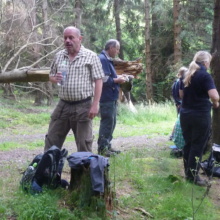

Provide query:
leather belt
left=61, top=97, right=91, bottom=105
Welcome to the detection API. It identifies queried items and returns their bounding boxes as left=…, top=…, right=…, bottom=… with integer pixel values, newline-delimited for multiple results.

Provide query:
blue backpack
left=20, top=146, right=68, bottom=194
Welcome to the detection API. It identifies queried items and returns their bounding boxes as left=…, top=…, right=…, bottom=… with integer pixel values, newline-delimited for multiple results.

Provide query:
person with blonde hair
left=179, top=51, right=219, bottom=186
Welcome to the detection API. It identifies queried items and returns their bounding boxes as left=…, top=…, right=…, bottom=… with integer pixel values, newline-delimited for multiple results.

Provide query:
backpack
left=20, top=145, right=68, bottom=194
left=201, top=143, right=220, bottom=177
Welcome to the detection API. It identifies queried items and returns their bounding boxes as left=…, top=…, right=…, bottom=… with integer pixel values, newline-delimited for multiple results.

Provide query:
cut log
left=113, top=58, right=143, bottom=78
left=0, top=58, right=143, bottom=83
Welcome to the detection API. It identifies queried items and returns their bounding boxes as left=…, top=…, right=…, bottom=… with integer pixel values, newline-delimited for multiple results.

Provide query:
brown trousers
left=44, top=99, right=93, bottom=152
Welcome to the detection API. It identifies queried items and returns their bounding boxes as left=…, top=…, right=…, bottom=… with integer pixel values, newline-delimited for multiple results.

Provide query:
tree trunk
left=74, top=0, right=82, bottom=28
left=42, top=0, right=53, bottom=106
left=173, top=0, right=182, bottom=64
left=211, top=0, right=220, bottom=145
left=144, top=0, right=153, bottom=102
left=114, top=0, right=124, bottom=60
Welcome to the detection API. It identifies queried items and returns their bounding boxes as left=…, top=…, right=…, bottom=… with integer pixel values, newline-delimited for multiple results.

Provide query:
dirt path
left=0, top=134, right=166, bottom=165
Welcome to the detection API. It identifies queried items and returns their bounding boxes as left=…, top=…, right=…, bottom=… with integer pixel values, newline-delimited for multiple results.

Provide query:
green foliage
left=180, top=0, right=214, bottom=57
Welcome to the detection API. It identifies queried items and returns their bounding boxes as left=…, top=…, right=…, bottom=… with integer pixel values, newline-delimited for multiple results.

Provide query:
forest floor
left=1, top=131, right=220, bottom=215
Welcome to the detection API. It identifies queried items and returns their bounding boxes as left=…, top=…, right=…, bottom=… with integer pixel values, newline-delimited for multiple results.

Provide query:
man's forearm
left=93, top=78, right=103, bottom=104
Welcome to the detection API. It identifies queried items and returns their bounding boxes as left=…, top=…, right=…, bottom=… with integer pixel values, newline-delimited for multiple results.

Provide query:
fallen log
left=0, top=68, right=50, bottom=83
left=0, top=58, right=143, bottom=83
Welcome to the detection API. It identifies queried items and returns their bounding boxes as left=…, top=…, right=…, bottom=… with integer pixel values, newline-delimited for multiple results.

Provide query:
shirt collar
left=63, top=45, right=86, bottom=58
left=103, top=50, right=113, bottom=61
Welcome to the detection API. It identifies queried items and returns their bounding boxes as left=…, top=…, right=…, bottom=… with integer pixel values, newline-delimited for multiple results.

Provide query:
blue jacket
left=172, top=79, right=181, bottom=106
left=99, top=51, right=119, bottom=102
left=67, top=152, right=109, bottom=193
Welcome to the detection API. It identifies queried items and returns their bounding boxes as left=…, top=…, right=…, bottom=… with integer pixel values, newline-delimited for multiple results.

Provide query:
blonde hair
left=183, top=51, right=212, bottom=87
left=176, top=66, right=188, bottom=78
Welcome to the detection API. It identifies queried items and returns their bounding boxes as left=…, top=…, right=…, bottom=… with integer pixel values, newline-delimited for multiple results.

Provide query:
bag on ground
left=201, top=143, right=220, bottom=177
left=20, top=145, right=68, bottom=194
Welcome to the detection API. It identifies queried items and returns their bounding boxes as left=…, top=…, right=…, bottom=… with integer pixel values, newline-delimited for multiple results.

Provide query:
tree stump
left=69, top=165, right=115, bottom=215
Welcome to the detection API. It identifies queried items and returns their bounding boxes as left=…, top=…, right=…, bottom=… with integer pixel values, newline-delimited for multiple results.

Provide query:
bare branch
left=2, top=37, right=57, bottom=72
left=29, top=43, right=63, bottom=68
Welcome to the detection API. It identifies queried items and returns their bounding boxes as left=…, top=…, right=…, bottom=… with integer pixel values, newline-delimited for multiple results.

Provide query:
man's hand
left=88, top=78, right=103, bottom=119
left=88, top=103, right=99, bottom=119
left=49, top=72, right=62, bottom=84
left=114, top=75, right=127, bottom=84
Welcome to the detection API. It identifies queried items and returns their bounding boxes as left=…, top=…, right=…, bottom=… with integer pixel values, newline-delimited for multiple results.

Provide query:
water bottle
left=25, top=162, right=38, bottom=176
left=21, top=162, right=38, bottom=192
left=57, top=61, right=68, bottom=86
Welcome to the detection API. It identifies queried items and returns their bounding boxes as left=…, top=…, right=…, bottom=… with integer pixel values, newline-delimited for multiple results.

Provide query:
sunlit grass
left=110, top=148, right=218, bottom=220
left=117, top=101, right=176, bottom=125
left=114, top=102, right=176, bottom=137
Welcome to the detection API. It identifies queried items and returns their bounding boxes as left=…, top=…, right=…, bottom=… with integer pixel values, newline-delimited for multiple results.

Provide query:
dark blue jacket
left=172, top=79, right=181, bottom=106
left=98, top=51, right=119, bottom=102
left=67, top=152, right=109, bottom=193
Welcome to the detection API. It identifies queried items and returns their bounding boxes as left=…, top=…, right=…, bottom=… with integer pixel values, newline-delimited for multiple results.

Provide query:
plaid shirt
left=50, top=45, right=104, bottom=101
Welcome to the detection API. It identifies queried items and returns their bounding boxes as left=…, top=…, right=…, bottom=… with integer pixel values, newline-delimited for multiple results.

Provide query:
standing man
left=44, top=26, right=104, bottom=152
left=97, top=39, right=126, bottom=157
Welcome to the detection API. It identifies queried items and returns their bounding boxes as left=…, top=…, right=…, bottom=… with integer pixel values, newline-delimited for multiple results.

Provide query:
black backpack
left=201, top=143, right=220, bottom=177
left=20, top=145, right=68, bottom=194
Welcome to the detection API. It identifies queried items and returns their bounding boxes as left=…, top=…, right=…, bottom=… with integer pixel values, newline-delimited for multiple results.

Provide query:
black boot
left=108, top=146, right=121, bottom=154
left=98, top=146, right=116, bottom=157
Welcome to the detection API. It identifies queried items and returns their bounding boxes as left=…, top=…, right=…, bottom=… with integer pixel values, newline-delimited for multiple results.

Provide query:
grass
left=110, top=149, right=217, bottom=220
left=0, top=97, right=219, bottom=219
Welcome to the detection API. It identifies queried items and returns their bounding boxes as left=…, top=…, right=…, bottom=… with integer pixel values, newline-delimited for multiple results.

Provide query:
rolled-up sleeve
left=91, top=55, right=105, bottom=80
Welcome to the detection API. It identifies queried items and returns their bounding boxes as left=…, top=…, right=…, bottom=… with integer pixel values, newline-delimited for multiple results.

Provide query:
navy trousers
left=180, top=111, right=211, bottom=179
left=98, top=101, right=117, bottom=150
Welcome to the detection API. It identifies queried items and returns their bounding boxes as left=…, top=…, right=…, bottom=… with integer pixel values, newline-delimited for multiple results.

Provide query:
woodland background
left=1, top=0, right=220, bottom=135
left=0, top=0, right=218, bottom=104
